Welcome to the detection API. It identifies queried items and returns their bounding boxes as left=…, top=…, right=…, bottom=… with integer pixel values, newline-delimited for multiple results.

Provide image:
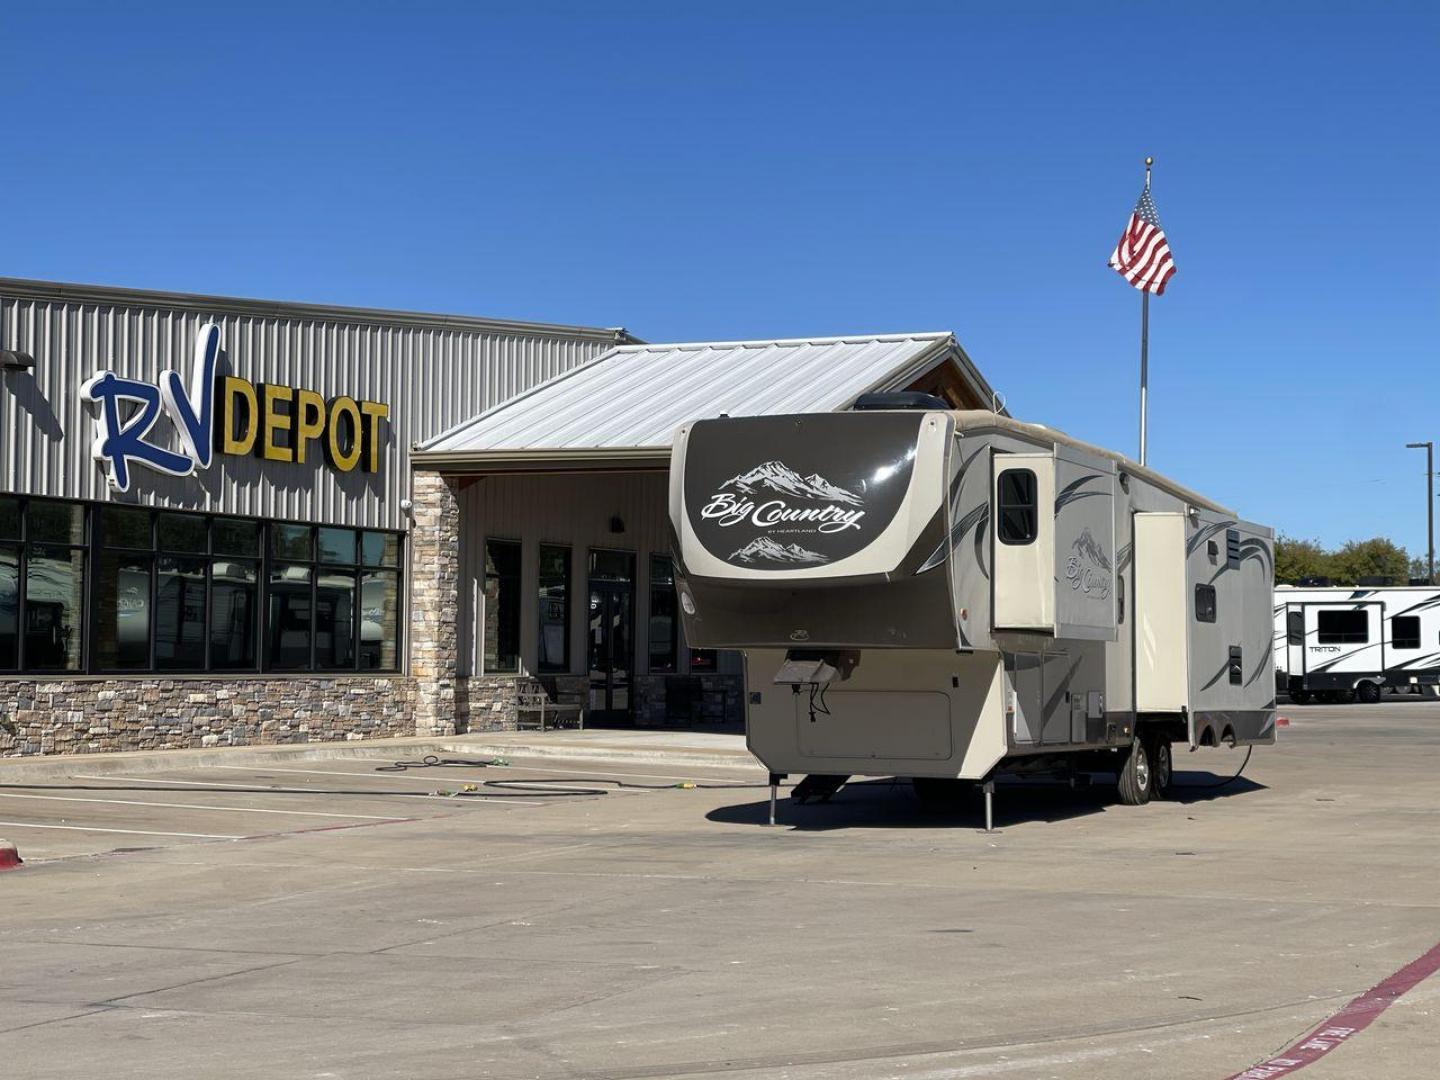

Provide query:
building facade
left=1, top=279, right=999, bottom=758
left=0, top=279, right=625, bottom=755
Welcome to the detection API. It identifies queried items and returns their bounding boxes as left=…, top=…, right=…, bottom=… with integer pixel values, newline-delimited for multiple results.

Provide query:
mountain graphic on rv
left=729, top=537, right=828, bottom=564
left=720, top=461, right=863, bottom=506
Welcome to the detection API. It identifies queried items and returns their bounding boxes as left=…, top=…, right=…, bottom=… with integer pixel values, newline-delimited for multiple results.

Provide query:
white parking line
left=0, top=792, right=400, bottom=820
left=68, top=773, right=548, bottom=806
left=0, top=819, right=243, bottom=839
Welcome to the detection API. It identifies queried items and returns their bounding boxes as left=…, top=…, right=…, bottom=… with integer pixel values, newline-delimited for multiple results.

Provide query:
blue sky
left=6, top=2, right=1438, bottom=552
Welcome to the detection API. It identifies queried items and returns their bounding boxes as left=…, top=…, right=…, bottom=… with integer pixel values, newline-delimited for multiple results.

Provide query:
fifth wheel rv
left=669, top=400, right=1276, bottom=814
left=1274, top=585, right=1440, bottom=704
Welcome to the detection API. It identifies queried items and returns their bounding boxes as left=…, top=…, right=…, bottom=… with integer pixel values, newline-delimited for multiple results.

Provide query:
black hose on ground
left=373, top=754, right=776, bottom=797
left=1170, top=745, right=1253, bottom=791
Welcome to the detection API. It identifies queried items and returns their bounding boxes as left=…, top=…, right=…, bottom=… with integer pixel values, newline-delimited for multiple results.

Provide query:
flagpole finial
left=1145, top=156, right=1153, bottom=167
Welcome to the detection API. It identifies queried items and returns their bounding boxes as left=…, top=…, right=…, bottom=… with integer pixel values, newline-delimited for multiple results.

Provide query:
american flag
left=1108, top=186, right=1176, bottom=295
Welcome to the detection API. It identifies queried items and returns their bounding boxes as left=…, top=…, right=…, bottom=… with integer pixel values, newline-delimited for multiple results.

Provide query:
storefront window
left=271, top=524, right=313, bottom=561
left=359, top=567, right=400, bottom=670
left=96, top=551, right=152, bottom=670
left=212, top=559, right=259, bottom=670
left=484, top=539, right=521, bottom=673
left=361, top=530, right=400, bottom=567
left=268, top=563, right=313, bottom=669
left=29, top=501, right=85, bottom=545
left=25, top=545, right=85, bottom=671
left=214, top=519, right=261, bottom=557
left=0, top=544, right=18, bottom=669
left=538, top=545, right=570, bottom=673
left=21, top=500, right=87, bottom=672
left=648, top=555, right=678, bottom=673
left=317, top=527, right=357, bottom=565
left=0, top=498, right=402, bottom=676
left=156, top=555, right=208, bottom=669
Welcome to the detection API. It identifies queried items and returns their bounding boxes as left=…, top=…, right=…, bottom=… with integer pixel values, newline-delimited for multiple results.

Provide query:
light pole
left=1406, top=441, right=1434, bottom=584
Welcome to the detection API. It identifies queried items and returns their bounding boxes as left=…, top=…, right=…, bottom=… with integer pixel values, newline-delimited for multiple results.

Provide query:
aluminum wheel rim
left=1155, top=743, right=1171, bottom=791
left=1134, top=743, right=1150, bottom=791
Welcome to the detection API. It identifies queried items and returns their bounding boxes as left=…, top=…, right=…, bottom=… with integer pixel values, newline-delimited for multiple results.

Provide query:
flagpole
left=1138, top=156, right=1152, bottom=467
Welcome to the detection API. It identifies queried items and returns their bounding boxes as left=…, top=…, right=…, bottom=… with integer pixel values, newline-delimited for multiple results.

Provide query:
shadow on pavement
left=706, top=771, right=1267, bottom=831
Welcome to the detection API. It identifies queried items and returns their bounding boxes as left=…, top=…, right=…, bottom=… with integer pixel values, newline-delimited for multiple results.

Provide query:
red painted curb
left=1223, top=940, right=1440, bottom=1079
left=0, top=840, right=21, bottom=871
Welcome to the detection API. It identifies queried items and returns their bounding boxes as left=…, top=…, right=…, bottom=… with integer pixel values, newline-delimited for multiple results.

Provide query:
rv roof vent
left=850, top=391, right=949, bottom=412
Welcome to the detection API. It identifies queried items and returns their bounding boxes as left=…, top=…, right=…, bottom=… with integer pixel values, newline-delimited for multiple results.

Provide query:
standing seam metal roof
left=417, top=332, right=968, bottom=455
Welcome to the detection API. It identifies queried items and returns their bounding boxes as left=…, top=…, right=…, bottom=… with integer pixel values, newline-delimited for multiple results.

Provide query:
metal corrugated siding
left=0, top=287, right=619, bottom=529
left=420, top=333, right=954, bottom=454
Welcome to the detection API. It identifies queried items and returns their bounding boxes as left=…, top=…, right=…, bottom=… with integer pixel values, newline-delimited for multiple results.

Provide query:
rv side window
left=1392, top=615, right=1420, bottom=650
left=1317, top=609, right=1368, bottom=644
left=1286, top=610, right=1304, bottom=645
left=1194, top=584, right=1217, bottom=623
left=996, top=469, right=1037, bottom=545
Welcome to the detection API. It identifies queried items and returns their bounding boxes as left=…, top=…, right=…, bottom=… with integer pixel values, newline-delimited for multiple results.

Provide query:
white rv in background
left=1274, top=585, right=1440, bottom=703
left=671, top=399, right=1276, bottom=813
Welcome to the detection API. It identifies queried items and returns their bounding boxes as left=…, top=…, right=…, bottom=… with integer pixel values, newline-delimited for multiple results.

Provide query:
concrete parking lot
left=1, top=705, right=1437, bottom=1079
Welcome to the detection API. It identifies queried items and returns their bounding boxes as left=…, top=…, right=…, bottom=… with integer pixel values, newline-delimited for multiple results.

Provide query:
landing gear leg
left=983, top=780, right=996, bottom=833
left=768, top=773, right=785, bottom=827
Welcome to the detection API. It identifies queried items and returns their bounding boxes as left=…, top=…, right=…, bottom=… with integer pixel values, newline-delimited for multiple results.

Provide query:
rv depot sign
left=81, top=323, right=390, bottom=492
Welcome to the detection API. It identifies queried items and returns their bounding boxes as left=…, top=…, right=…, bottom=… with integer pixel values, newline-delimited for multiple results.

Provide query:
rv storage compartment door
left=1134, top=512, right=1189, bottom=713
left=1052, top=449, right=1117, bottom=640
left=795, top=690, right=953, bottom=761
left=992, top=452, right=1055, bottom=632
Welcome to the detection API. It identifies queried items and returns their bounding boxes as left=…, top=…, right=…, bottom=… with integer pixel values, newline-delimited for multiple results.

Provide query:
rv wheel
left=1356, top=682, right=1382, bottom=705
left=1116, top=739, right=1152, bottom=806
left=1146, top=736, right=1173, bottom=800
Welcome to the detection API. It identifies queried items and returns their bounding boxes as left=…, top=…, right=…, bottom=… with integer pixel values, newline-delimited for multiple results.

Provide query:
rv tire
left=1145, top=735, right=1172, bottom=800
left=1116, top=739, right=1151, bottom=806
left=1356, top=681, right=1382, bottom=705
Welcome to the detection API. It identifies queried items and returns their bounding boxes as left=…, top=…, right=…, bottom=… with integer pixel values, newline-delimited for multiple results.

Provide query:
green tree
left=1408, top=555, right=1436, bottom=586
left=1328, top=537, right=1410, bottom=586
left=1274, top=535, right=1330, bottom=584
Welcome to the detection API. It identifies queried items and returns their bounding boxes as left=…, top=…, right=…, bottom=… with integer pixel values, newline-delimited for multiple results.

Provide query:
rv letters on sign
left=81, top=324, right=390, bottom=492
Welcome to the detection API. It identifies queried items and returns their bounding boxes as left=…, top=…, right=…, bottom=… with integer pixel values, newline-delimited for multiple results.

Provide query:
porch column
left=410, top=469, right=461, bottom=736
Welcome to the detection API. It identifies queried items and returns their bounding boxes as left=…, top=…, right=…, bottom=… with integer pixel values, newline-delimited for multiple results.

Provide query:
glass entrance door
left=588, top=551, right=635, bottom=725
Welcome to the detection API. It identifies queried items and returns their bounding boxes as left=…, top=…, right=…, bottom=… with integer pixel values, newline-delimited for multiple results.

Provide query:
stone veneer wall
left=0, top=678, right=412, bottom=757
left=410, top=470, right=461, bottom=737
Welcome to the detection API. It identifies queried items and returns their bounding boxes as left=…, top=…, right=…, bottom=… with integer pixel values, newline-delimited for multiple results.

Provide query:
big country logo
left=699, top=460, right=867, bottom=564
left=1064, top=527, right=1113, bottom=599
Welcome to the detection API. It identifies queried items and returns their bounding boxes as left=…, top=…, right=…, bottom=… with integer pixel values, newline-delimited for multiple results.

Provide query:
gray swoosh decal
left=1054, top=474, right=1106, bottom=513
left=1244, top=640, right=1273, bottom=687
left=973, top=508, right=990, bottom=580
left=918, top=500, right=989, bottom=575
left=1197, top=658, right=1232, bottom=692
